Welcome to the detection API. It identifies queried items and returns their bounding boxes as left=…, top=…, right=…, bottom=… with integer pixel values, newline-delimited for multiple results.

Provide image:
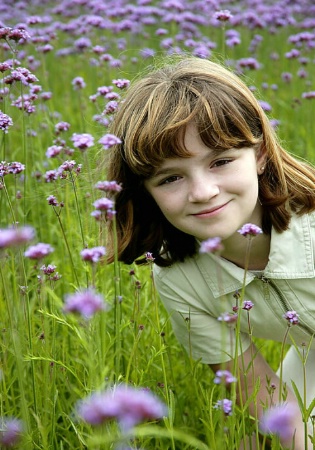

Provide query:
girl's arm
left=210, top=343, right=311, bottom=449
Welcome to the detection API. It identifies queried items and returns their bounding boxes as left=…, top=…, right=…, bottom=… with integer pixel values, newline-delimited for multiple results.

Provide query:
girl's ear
left=256, top=144, right=267, bottom=175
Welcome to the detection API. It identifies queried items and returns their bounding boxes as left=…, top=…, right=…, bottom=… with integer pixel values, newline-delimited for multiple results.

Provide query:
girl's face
left=144, top=122, right=266, bottom=247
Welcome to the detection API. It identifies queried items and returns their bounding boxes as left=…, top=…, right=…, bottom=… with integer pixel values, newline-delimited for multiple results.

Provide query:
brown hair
left=104, top=57, right=315, bottom=266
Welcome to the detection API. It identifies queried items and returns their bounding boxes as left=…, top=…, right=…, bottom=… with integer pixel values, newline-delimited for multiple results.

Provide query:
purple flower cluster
left=63, top=288, right=108, bottom=318
left=260, top=403, right=299, bottom=443
left=242, top=300, right=254, bottom=310
left=214, top=399, right=233, bottom=416
left=199, top=237, right=223, bottom=254
left=0, top=417, right=23, bottom=448
left=92, top=197, right=116, bottom=221
left=24, top=243, right=54, bottom=259
left=0, top=111, right=13, bottom=133
left=283, top=310, right=299, bottom=325
left=77, top=384, right=166, bottom=431
left=94, top=180, right=122, bottom=193
left=238, top=223, right=263, bottom=237
left=80, top=246, right=106, bottom=263
left=213, top=370, right=237, bottom=385
left=71, top=133, right=94, bottom=151
left=0, top=226, right=35, bottom=249
left=0, top=161, right=25, bottom=177
left=99, top=134, right=122, bottom=150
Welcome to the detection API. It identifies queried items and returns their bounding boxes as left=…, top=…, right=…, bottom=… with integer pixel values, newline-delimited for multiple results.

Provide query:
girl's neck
left=220, top=232, right=271, bottom=271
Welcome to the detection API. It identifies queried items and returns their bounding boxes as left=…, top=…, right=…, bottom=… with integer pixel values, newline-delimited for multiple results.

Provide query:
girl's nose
left=188, top=177, right=220, bottom=203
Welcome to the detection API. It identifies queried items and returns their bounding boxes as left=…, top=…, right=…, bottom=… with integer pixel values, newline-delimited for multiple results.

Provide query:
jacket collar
left=196, top=213, right=315, bottom=298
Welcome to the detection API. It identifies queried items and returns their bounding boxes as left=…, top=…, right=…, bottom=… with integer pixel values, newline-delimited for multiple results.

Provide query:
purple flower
left=302, top=91, right=315, bottom=99
left=93, top=197, right=114, bottom=211
left=24, top=243, right=54, bottom=259
left=213, top=370, right=237, bottom=385
left=47, top=195, right=59, bottom=206
left=145, top=252, right=155, bottom=262
left=0, top=111, right=13, bottom=133
left=64, top=288, right=108, bottom=318
left=283, top=310, right=299, bottom=325
left=40, top=264, right=57, bottom=275
left=8, top=162, right=25, bottom=175
left=218, top=312, right=238, bottom=324
left=259, top=100, right=272, bottom=112
left=72, top=77, right=86, bottom=90
left=238, top=223, right=263, bottom=237
left=0, top=417, right=23, bottom=447
left=237, top=57, right=261, bottom=70
left=94, top=180, right=122, bottom=193
left=55, top=121, right=70, bottom=134
left=214, top=399, right=233, bottom=416
left=80, top=246, right=106, bottom=263
left=104, top=100, right=119, bottom=115
left=99, top=134, right=122, bottom=150
left=213, top=10, right=233, bottom=22
left=260, top=403, right=299, bottom=443
left=77, top=383, right=167, bottom=431
left=71, top=133, right=94, bottom=151
left=46, top=145, right=63, bottom=158
left=242, top=300, right=254, bottom=310
left=112, top=78, right=130, bottom=89
left=0, top=226, right=35, bottom=249
left=199, top=237, right=223, bottom=254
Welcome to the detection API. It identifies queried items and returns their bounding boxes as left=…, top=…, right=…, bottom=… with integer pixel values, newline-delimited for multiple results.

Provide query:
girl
left=105, top=57, right=315, bottom=448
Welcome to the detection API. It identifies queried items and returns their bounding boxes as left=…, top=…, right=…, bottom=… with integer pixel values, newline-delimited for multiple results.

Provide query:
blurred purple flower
left=213, top=10, right=233, bottom=22
left=72, top=77, right=86, bottom=90
left=112, top=78, right=130, bottom=89
left=214, top=399, right=233, bottom=416
left=0, top=226, right=35, bottom=249
left=46, top=145, right=63, bottom=158
left=99, top=134, right=122, bottom=149
left=0, top=417, right=23, bottom=447
left=104, top=100, right=119, bottom=115
left=80, top=246, right=106, bottom=263
left=283, top=310, right=299, bottom=325
left=64, top=288, right=108, bottom=318
left=55, top=121, right=70, bottom=134
left=94, top=180, right=122, bottom=193
left=218, top=312, right=238, bottom=324
left=93, top=197, right=114, bottom=211
left=0, top=111, right=13, bottom=133
left=24, top=243, right=54, bottom=259
left=302, top=91, right=315, bottom=99
left=71, top=133, right=94, bottom=151
left=199, top=237, right=223, bottom=254
left=259, top=100, right=272, bottom=112
left=213, top=370, right=237, bottom=385
left=282, top=72, right=293, bottom=83
left=77, top=383, right=167, bottom=431
left=238, top=223, right=263, bottom=237
left=260, top=403, right=299, bottom=443
left=237, top=57, right=261, bottom=70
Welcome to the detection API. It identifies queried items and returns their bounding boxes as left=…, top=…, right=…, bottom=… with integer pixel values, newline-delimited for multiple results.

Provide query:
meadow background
left=1, top=0, right=315, bottom=448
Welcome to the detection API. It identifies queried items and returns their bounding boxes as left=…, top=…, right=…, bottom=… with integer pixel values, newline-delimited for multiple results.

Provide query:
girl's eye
left=160, top=175, right=181, bottom=185
left=212, top=159, right=232, bottom=168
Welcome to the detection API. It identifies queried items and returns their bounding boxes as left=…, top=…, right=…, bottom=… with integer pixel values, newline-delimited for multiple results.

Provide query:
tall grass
left=1, top=1, right=315, bottom=448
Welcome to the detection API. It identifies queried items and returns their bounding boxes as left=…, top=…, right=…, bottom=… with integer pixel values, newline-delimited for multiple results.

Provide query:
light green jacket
left=154, top=213, right=315, bottom=364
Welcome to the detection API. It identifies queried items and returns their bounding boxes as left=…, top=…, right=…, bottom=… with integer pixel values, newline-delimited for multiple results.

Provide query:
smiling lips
left=192, top=202, right=229, bottom=217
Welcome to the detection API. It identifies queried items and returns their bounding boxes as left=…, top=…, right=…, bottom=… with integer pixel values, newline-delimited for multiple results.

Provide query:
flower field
left=1, top=0, right=315, bottom=448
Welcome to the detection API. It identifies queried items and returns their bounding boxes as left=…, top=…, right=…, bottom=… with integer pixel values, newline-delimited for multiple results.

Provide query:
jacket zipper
left=259, top=276, right=314, bottom=337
